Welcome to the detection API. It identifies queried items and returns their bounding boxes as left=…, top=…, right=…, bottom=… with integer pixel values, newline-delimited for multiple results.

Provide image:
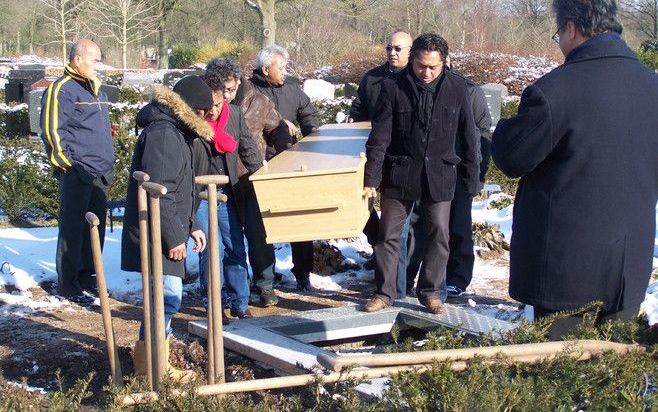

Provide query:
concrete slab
left=188, top=299, right=516, bottom=397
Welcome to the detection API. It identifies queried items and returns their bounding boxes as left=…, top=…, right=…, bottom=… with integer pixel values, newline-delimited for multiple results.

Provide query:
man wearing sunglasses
left=492, top=0, right=658, bottom=338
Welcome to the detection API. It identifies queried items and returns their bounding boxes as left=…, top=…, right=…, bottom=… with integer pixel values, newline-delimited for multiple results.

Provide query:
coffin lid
left=250, top=122, right=370, bottom=181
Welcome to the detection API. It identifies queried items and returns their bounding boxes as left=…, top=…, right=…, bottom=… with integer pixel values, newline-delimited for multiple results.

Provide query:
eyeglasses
left=386, top=45, right=410, bottom=53
left=552, top=26, right=564, bottom=44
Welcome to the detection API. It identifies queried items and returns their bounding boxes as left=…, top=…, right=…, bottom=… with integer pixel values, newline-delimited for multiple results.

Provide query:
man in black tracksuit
left=363, top=33, right=479, bottom=314
left=40, top=39, right=114, bottom=304
left=250, top=44, right=319, bottom=291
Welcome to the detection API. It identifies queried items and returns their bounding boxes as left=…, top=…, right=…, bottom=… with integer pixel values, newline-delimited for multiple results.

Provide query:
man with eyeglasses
left=350, top=31, right=413, bottom=298
left=492, top=0, right=658, bottom=339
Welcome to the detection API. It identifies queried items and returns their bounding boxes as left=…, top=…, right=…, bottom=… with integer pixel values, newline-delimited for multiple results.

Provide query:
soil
left=0, top=259, right=515, bottom=408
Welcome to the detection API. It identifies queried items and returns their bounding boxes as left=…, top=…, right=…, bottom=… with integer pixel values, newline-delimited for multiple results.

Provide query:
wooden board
left=250, top=122, right=371, bottom=243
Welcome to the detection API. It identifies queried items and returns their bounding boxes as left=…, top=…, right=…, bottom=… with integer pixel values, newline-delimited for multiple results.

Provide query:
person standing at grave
left=40, top=39, right=115, bottom=305
left=350, top=31, right=414, bottom=298
left=405, top=55, right=492, bottom=298
left=492, top=0, right=658, bottom=338
left=363, top=33, right=479, bottom=313
left=250, top=45, right=320, bottom=292
left=122, top=75, right=211, bottom=381
left=205, top=57, right=290, bottom=308
left=193, top=70, right=263, bottom=319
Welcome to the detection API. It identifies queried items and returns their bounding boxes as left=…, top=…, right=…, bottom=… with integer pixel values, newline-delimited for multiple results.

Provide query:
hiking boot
left=446, top=285, right=465, bottom=298
left=419, top=297, right=445, bottom=314
left=66, top=293, right=95, bottom=306
left=259, top=288, right=279, bottom=307
left=362, top=256, right=376, bottom=271
left=296, top=278, right=315, bottom=293
left=230, top=308, right=253, bottom=319
left=363, top=296, right=390, bottom=313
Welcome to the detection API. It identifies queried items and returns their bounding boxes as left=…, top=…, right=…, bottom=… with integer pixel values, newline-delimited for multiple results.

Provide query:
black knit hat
left=172, top=75, right=213, bottom=111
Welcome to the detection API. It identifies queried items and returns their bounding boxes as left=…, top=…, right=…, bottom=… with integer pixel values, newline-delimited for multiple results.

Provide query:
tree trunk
left=16, top=31, right=21, bottom=55
left=259, top=0, right=277, bottom=47
left=60, top=0, right=67, bottom=63
left=157, top=0, right=168, bottom=69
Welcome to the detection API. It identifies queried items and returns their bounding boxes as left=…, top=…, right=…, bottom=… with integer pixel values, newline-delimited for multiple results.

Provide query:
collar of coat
left=565, top=32, right=636, bottom=64
left=64, top=65, right=102, bottom=96
left=150, top=85, right=214, bottom=142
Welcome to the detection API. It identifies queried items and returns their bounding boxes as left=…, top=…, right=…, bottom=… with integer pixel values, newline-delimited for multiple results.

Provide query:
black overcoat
left=121, top=86, right=214, bottom=278
left=364, top=69, right=480, bottom=201
left=492, top=33, right=658, bottom=312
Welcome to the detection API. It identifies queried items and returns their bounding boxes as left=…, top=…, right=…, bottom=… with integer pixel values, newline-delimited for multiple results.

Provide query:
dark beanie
left=172, top=75, right=213, bottom=111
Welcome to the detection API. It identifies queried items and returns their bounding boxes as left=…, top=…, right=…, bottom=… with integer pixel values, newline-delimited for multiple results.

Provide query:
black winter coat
left=250, top=70, right=319, bottom=137
left=364, top=69, right=480, bottom=202
left=492, top=33, right=658, bottom=312
left=192, top=104, right=263, bottom=222
left=349, top=63, right=398, bottom=122
left=121, top=86, right=214, bottom=277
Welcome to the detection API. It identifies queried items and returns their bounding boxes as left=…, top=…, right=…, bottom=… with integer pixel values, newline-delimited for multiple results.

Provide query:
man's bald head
left=69, top=39, right=102, bottom=81
left=386, top=31, right=413, bottom=69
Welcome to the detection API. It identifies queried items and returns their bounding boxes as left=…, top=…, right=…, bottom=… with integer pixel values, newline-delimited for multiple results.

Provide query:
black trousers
left=374, top=196, right=450, bottom=304
left=56, top=166, right=111, bottom=297
left=291, top=241, right=313, bottom=283
left=406, top=181, right=474, bottom=291
left=534, top=306, right=640, bottom=341
left=241, top=183, right=276, bottom=293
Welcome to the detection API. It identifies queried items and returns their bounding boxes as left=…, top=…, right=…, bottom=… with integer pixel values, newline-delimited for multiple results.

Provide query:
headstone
left=121, top=71, right=158, bottom=89
left=100, top=84, right=120, bottom=103
left=162, top=69, right=204, bottom=88
left=28, top=89, right=46, bottom=136
left=481, top=83, right=507, bottom=127
left=6, top=67, right=46, bottom=104
left=303, top=79, right=335, bottom=101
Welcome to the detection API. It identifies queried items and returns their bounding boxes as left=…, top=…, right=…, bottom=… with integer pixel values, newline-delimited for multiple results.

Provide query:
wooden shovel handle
left=132, top=171, right=150, bottom=183
left=195, top=175, right=229, bottom=186
left=198, top=191, right=228, bottom=203
left=85, top=211, right=100, bottom=226
left=142, top=182, right=167, bottom=197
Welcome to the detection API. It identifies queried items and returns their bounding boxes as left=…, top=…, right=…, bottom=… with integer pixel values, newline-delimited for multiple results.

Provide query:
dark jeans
left=374, top=195, right=451, bottom=305
left=241, top=183, right=276, bottom=293
left=291, top=241, right=313, bottom=283
left=56, top=166, right=111, bottom=297
left=534, top=306, right=640, bottom=341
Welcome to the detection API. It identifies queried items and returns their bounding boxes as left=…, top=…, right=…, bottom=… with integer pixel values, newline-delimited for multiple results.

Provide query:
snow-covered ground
left=1, top=195, right=656, bottom=325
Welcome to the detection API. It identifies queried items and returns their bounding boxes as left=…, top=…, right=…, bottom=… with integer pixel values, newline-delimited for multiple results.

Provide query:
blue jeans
left=196, top=190, right=250, bottom=313
left=396, top=211, right=411, bottom=298
left=140, top=274, right=182, bottom=340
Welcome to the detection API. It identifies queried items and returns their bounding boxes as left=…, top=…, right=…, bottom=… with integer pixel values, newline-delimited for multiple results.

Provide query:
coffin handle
left=267, top=202, right=343, bottom=214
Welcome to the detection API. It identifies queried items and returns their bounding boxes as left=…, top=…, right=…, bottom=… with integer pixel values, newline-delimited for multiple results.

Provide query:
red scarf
left=207, top=100, right=237, bottom=154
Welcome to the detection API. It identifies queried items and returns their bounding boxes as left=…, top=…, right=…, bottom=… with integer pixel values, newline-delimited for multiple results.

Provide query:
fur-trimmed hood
left=136, top=85, right=213, bottom=141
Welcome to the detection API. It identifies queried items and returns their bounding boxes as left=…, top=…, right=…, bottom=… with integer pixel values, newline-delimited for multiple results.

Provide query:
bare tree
left=245, top=0, right=285, bottom=47
left=621, top=0, right=658, bottom=42
left=505, top=0, right=549, bottom=26
left=85, top=0, right=160, bottom=68
left=40, top=0, right=86, bottom=62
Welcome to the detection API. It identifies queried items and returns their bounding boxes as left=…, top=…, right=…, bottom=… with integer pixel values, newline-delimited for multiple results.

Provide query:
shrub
left=638, top=40, right=658, bottom=70
left=313, top=97, right=353, bottom=127
left=0, top=106, right=30, bottom=137
left=170, top=44, right=200, bottom=69
left=487, top=99, right=521, bottom=195
left=108, top=134, right=137, bottom=202
left=0, top=138, right=59, bottom=222
left=196, top=39, right=252, bottom=63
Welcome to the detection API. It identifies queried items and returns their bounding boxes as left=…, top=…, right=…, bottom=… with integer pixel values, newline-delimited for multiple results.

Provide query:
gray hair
left=206, top=57, right=242, bottom=81
left=255, top=45, right=289, bottom=70
left=552, top=0, right=622, bottom=37
left=68, top=39, right=99, bottom=63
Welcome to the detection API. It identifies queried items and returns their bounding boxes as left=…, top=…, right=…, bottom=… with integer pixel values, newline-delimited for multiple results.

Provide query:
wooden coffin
left=250, top=122, right=371, bottom=244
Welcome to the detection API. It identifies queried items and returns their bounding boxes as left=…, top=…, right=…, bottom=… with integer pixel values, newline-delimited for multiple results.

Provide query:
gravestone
left=303, top=78, right=335, bottom=101
left=100, top=85, right=120, bottom=103
left=28, top=89, right=46, bottom=136
left=6, top=66, right=46, bottom=104
left=481, top=83, right=507, bottom=127
left=122, top=71, right=158, bottom=89
left=162, top=69, right=204, bottom=88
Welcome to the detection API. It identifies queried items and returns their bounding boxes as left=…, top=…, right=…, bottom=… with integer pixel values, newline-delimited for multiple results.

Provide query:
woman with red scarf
left=192, top=71, right=263, bottom=319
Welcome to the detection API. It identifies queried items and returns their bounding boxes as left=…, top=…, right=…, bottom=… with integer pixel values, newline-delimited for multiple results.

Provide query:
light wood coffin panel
left=250, top=122, right=372, bottom=243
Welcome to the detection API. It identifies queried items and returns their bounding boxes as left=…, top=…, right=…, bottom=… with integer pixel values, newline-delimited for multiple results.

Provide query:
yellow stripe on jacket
left=44, top=77, right=73, bottom=169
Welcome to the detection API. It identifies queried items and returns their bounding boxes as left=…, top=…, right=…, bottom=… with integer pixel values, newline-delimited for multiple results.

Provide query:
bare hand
left=363, top=186, right=377, bottom=198
left=168, top=243, right=186, bottom=261
left=284, top=119, right=299, bottom=137
left=191, top=230, right=206, bottom=253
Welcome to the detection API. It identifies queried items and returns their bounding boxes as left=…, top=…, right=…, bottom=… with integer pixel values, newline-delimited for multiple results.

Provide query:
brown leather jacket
left=234, top=78, right=290, bottom=177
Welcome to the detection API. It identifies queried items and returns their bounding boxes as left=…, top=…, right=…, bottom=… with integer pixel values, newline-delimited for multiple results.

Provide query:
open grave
left=188, top=298, right=517, bottom=397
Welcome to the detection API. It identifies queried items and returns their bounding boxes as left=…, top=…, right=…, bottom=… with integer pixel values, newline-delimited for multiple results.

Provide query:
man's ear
left=261, top=66, right=269, bottom=78
left=565, top=20, right=578, bottom=41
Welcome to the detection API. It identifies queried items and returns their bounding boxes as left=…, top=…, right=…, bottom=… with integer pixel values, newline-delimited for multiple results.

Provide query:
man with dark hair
left=363, top=33, right=479, bottom=313
left=40, top=39, right=115, bottom=305
left=493, top=0, right=658, bottom=338
left=251, top=45, right=320, bottom=292
left=206, top=57, right=290, bottom=307
left=193, top=69, right=263, bottom=319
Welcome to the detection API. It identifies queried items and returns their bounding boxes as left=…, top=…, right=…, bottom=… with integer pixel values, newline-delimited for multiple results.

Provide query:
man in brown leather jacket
left=205, top=58, right=290, bottom=307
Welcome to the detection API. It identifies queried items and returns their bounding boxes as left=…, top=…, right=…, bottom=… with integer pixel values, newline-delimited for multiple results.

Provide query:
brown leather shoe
left=363, top=296, right=390, bottom=312
left=420, top=297, right=445, bottom=314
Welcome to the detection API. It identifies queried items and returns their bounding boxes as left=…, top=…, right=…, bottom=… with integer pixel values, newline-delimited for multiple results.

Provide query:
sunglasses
left=386, top=45, right=410, bottom=53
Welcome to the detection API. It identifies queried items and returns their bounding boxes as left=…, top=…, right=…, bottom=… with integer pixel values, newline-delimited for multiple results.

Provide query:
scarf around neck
left=208, top=100, right=237, bottom=154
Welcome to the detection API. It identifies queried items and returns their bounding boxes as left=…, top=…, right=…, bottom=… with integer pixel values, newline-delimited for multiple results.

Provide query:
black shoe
left=83, top=285, right=99, bottom=297
left=230, top=308, right=253, bottom=319
left=296, top=279, right=314, bottom=293
left=67, top=293, right=95, bottom=306
left=446, top=285, right=465, bottom=297
left=259, top=288, right=279, bottom=307
left=362, top=256, right=376, bottom=271
left=273, top=272, right=284, bottom=282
